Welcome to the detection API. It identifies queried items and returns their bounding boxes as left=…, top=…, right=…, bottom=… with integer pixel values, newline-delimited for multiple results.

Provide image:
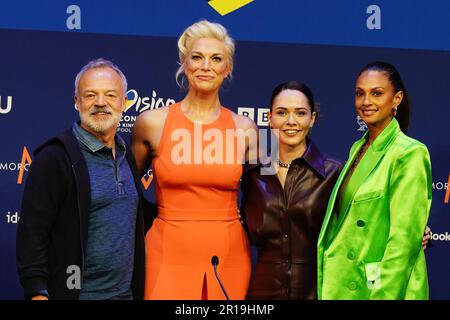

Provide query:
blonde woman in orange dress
left=131, top=20, right=257, bottom=300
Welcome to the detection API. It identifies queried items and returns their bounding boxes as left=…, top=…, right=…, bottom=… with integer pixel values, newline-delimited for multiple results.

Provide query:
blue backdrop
left=1, top=0, right=448, bottom=299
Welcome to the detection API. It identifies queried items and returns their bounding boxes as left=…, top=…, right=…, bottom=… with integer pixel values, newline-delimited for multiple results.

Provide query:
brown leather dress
left=241, top=140, right=343, bottom=300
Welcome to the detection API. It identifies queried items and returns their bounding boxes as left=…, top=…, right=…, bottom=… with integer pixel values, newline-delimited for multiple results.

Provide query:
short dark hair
left=269, top=81, right=316, bottom=115
left=357, top=61, right=410, bottom=133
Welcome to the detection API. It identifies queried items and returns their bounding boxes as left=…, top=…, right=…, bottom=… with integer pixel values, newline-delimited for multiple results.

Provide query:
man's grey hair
left=74, top=58, right=128, bottom=95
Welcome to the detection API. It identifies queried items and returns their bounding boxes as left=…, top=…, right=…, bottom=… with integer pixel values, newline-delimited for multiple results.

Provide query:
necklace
left=278, top=159, right=291, bottom=168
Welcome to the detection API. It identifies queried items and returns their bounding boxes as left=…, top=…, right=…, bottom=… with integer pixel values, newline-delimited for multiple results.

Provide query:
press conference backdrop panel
left=0, top=0, right=449, bottom=299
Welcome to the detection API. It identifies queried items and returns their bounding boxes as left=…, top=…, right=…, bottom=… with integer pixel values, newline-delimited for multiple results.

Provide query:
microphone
left=211, top=255, right=230, bottom=300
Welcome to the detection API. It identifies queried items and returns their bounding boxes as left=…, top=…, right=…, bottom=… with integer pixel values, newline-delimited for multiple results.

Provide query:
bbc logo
left=237, top=107, right=269, bottom=127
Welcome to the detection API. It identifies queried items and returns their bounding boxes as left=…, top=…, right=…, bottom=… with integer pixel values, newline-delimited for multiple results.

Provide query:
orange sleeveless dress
left=144, top=103, right=251, bottom=300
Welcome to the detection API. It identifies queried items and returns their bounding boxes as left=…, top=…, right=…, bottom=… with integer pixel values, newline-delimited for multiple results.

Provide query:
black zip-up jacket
left=16, top=128, right=155, bottom=300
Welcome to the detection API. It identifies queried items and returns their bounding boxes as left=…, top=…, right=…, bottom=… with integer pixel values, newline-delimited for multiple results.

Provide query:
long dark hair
left=269, top=81, right=316, bottom=113
left=358, top=61, right=411, bottom=133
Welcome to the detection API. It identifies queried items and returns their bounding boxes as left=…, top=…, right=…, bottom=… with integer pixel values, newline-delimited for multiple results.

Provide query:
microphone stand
left=211, top=256, right=230, bottom=300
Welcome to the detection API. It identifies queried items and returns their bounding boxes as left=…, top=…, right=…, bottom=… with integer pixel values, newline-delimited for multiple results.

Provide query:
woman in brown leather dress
left=241, top=81, right=343, bottom=299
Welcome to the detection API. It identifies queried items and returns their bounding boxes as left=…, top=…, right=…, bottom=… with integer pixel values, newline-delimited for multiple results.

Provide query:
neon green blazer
left=317, top=118, right=432, bottom=300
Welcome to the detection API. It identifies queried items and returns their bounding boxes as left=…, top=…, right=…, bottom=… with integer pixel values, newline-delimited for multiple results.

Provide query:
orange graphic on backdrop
left=17, top=146, right=32, bottom=184
left=445, top=173, right=450, bottom=204
left=141, top=175, right=153, bottom=190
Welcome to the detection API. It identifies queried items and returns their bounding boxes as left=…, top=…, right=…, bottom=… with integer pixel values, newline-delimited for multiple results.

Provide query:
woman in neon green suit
left=317, top=61, right=432, bottom=300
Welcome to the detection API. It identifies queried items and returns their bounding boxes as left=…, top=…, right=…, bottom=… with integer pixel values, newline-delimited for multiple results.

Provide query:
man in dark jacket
left=16, top=58, right=153, bottom=300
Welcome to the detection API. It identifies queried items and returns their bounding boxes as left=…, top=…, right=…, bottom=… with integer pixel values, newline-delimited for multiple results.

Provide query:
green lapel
left=317, top=134, right=366, bottom=249
left=318, top=118, right=401, bottom=248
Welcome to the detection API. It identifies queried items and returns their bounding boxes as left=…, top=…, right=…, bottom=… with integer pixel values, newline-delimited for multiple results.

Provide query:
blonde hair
left=175, top=20, right=235, bottom=88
